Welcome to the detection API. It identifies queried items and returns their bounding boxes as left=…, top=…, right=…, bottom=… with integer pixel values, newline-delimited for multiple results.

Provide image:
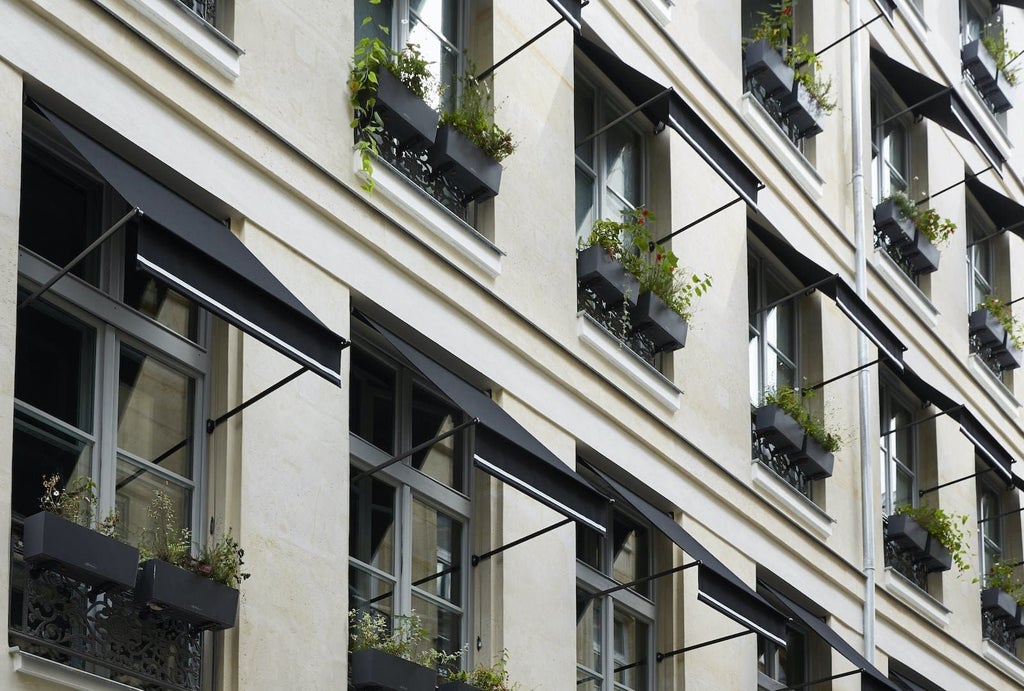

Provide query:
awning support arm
left=576, top=88, right=673, bottom=147
left=656, top=630, right=753, bottom=662
left=19, top=207, right=142, bottom=311
left=978, top=505, right=1024, bottom=524
left=800, top=357, right=882, bottom=395
left=879, top=406, right=963, bottom=438
left=206, top=367, right=309, bottom=434
left=918, top=165, right=995, bottom=206
left=652, top=195, right=746, bottom=245
left=351, top=417, right=480, bottom=483
left=750, top=275, right=837, bottom=316
left=777, top=668, right=862, bottom=690
left=875, top=87, right=953, bottom=130
left=798, top=12, right=885, bottom=64
left=583, top=561, right=700, bottom=600
left=472, top=518, right=572, bottom=566
left=919, top=466, right=995, bottom=497
left=365, top=564, right=462, bottom=605
left=477, top=17, right=565, bottom=81
left=968, top=219, right=1024, bottom=247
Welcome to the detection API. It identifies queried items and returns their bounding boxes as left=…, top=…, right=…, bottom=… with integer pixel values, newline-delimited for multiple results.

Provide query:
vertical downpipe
left=849, top=0, right=876, bottom=660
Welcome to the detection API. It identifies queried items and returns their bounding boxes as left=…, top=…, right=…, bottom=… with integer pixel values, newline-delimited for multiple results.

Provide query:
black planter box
left=917, top=535, right=952, bottom=573
left=873, top=199, right=916, bottom=248
left=963, top=39, right=999, bottom=90
left=135, top=559, right=240, bottom=631
left=991, top=338, right=1024, bottom=371
left=969, top=308, right=1006, bottom=348
left=577, top=245, right=640, bottom=307
left=885, top=514, right=929, bottom=555
left=427, top=124, right=503, bottom=203
left=371, top=69, right=439, bottom=150
left=780, top=82, right=825, bottom=138
left=791, top=435, right=835, bottom=480
left=982, top=71, right=1014, bottom=114
left=900, top=228, right=940, bottom=275
left=744, top=40, right=795, bottom=98
left=438, top=683, right=478, bottom=691
left=753, top=405, right=804, bottom=456
left=350, top=649, right=437, bottom=691
left=629, top=291, right=688, bottom=352
left=982, top=587, right=1019, bottom=620
left=23, top=511, right=140, bottom=589
left=1010, top=605, right=1024, bottom=636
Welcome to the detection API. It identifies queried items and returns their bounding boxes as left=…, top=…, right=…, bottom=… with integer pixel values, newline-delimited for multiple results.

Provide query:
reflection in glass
left=115, top=459, right=190, bottom=546
left=12, top=409, right=92, bottom=519
left=350, top=472, right=396, bottom=575
left=412, top=594, right=462, bottom=669
left=123, top=268, right=197, bottom=340
left=612, top=513, right=649, bottom=598
left=350, top=347, right=397, bottom=454
left=613, top=610, right=648, bottom=691
left=411, top=384, right=465, bottom=491
left=412, top=498, right=462, bottom=605
left=408, top=0, right=459, bottom=111
left=349, top=565, right=395, bottom=621
left=576, top=595, right=603, bottom=683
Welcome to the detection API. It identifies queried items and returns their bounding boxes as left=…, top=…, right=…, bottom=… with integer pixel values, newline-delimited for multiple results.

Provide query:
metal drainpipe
left=849, top=0, right=876, bottom=660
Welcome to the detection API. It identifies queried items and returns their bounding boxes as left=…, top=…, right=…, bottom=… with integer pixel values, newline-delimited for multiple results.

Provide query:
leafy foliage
left=886, top=191, right=956, bottom=247
left=446, top=650, right=521, bottom=690
left=978, top=559, right=1024, bottom=605
left=750, top=0, right=835, bottom=112
left=39, top=474, right=120, bottom=538
left=348, top=610, right=461, bottom=671
left=982, top=17, right=1020, bottom=86
left=981, top=295, right=1024, bottom=350
left=439, top=68, right=516, bottom=162
left=894, top=504, right=971, bottom=574
left=762, top=385, right=844, bottom=452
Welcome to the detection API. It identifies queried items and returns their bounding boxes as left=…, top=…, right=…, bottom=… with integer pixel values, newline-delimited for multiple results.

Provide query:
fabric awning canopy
left=751, top=225, right=907, bottom=368
left=576, top=36, right=761, bottom=207
left=996, top=0, right=1024, bottom=8
left=38, top=106, right=344, bottom=385
left=547, top=0, right=582, bottom=31
left=966, top=176, right=1024, bottom=238
left=593, top=468, right=789, bottom=647
left=898, top=361, right=1015, bottom=483
left=769, top=589, right=901, bottom=691
left=367, top=318, right=610, bottom=534
left=871, top=49, right=1004, bottom=171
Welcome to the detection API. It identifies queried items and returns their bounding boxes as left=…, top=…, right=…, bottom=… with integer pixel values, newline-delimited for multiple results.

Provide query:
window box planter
left=791, top=435, right=835, bottom=480
left=982, top=71, right=1015, bottom=114
left=963, top=39, right=999, bottom=91
left=577, top=245, right=640, bottom=307
left=753, top=404, right=805, bottom=456
left=629, top=291, right=688, bottom=352
left=426, top=124, right=503, bottom=203
left=982, top=587, right=1020, bottom=621
left=900, top=227, right=941, bottom=275
left=970, top=308, right=1006, bottom=348
left=135, top=559, right=239, bottom=631
left=885, top=513, right=929, bottom=554
left=743, top=39, right=795, bottom=98
left=917, top=535, right=952, bottom=573
left=437, top=683, right=478, bottom=691
left=22, top=511, right=140, bottom=589
left=372, top=69, right=440, bottom=150
left=991, top=337, right=1024, bottom=370
left=780, top=82, right=825, bottom=138
left=350, top=649, right=437, bottom=691
left=872, top=199, right=939, bottom=274
left=1009, top=605, right=1024, bottom=636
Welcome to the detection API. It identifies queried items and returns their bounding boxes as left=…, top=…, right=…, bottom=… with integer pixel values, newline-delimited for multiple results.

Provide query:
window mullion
left=97, top=326, right=119, bottom=520
left=398, top=484, right=414, bottom=616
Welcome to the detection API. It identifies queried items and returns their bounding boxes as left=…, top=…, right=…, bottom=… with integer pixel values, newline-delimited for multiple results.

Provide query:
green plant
left=751, top=0, right=793, bottom=50
left=976, top=558, right=1024, bottom=603
left=894, top=504, right=971, bottom=574
left=349, top=1, right=436, bottom=192
left=40, top=473, right=120, bottom=538
left=787, top=36, right=836, bottom=113
left=348, top=610, right=462, bottom=671
left=886, top=191, right=956, bottom=247
left=445, top=650, right=521, bottom=691
left=982, top=19, right=1020, bottom=86
left=439, top=68, right=516, bottom=162
left=762, top=385, right=844, bottom=453
left=579, top=208, right=711, bottom=322
left=981, top=295, right=1024, bottom=349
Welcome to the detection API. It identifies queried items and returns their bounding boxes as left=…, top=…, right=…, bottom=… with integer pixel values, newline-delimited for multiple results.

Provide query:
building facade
left=2, top=0, right=1024, bottom=689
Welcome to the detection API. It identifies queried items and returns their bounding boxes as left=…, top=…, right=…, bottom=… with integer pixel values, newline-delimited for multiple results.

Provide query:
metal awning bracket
left=656, top=629, right=754, bottom=662
left=471, top=517, right=572, bottom=566
left=351, top=417, right=480, bottom=482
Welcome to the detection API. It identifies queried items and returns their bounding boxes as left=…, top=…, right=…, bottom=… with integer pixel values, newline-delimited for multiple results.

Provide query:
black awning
left=576, top=36, right=761, bottom=207
left=770, top=590, right=901, bottom=691
left=593, top=469, right=789, bottom=646
left=548, top=0, right=582, bottom=31
left=368, top=319, right=610, bottom=534
left=872, top=0, right=896, bottom=22
left=751, top=225, right=906, bottom=368
left=39, top=107, right=344, bottom=385
left=997, top=1, right=1024, bottom=8
left=967, top=176, right=1024, bottom=239
left=898, top=361, right=1014, bottom=483
left=871, top=50, right=1004, bottom=171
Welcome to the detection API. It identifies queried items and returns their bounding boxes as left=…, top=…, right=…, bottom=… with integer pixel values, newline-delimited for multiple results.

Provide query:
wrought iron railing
left=970, top=332, right=1012, bottom=380
left=745, top=78, right=805, bottom=147
left=873, top=228, right=920, bottom=281
left=9, top=530, right=203, bottom=691
left=883, top=529, right=930, bottom=591
left=577, top=285, right=658, bottom=367
left=982, top=609, right=1020, bottom=657
left=750, top=416, right=812, bottom=499
left=177, top=0, right=216, bottom=24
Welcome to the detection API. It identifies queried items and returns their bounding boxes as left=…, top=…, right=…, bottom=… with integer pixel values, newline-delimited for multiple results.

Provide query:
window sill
left=981, top=639, right=1024, bottom=685
left=882, top=566, right=950, bottom=628
left=576, top=312, right=682, bottom=411
left=635, top=0, right=674, bottom=25
left=750, top=461, right=835, bottom=540
left=354, top=151, right=504, bottom=278
left=870, top=247, right=939, bottom=328
left=959, top=78, right=1012, bottom=160
left=122, top=0, right=243, bottom=80
left=10, top=647, right=140, bottom=691
left=968, top=354, right=1021, bottom=412
left=740, top=93, right=823, bottom=201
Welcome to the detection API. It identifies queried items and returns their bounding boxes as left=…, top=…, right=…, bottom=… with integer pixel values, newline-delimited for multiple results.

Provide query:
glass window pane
left=613, top=609, right=649, bottom=691
left=15, top=300, right=95, bottom=431
left=409, top=0, right=459, bottom=107
left=577, top=166, right=596, bottom=239
left=115, top=460, right=191, bottom=546
left=350, top=472, right=396, bottom=575
left=411, top=594, right=462, bottom=666
left=410, top=383, right=465, bottom=492
left=117, top=345, right=193, bottom=479
left=577, top=521, right=602, bottom=570
left=12, top=409, right=93, bottom=520
left=350, top=347, right=397, bottom=454
left=575, top=81, right=595, bottom=168
left=895, top=465, right=914, bottom=509
left=605, top=120, right=642, bottom=208
left=412, top=498, right=463, bottom=605
left=576, top=594, right=603, bottom=674
left=612, top=513, right=649, bottom=598
left=349, top=565, right=395, bottom=620
left=893, top=407, right=912, bottom=465
left=779, top=627, right=806, bottom=685
left=772, top=357, right=796, bottom=394
left=123, top=269, right=198, bottom=341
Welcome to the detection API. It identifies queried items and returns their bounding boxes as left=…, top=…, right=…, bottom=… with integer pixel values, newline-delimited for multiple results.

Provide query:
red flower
left=782, top=6, right=792, bottom=15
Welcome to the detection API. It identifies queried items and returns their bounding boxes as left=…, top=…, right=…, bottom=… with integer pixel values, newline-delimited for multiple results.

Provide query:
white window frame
left=747, top=248, right=801, bottom=407
left=880, top=380, right=918, bottom=517
left=966, top=201, right=997, bottom=310
left=871, top=77, right=912, bottom=206
left=977, top=473, right=1004, bottom=582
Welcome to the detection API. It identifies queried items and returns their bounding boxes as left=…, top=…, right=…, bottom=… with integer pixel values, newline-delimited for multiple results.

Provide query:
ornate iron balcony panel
left=883, top=537, right=930, bottom=591
left=982, top=609, right=1020, bottom=657
left=178, top=0, right=216, bottom=24
left=577, top=285, right=658, bottom=366
left=751, top=419, right=812, bottom=499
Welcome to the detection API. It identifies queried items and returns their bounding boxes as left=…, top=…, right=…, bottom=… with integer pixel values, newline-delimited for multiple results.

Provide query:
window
left=576, top=495, right=655, bottom=691
left=879, top=382, right=917, bottom=518
left=977, top=471, right=1004, bottom=582
left=966, top=205, right=997, bottom=311
left=757, top=625, right=808, bottom=690
left=348, top=337, right=471, bottom=664
left=961, top=0, right=995, bottom=47
left=870, top=81, right=911, bottom=205
left=748, top=251, right=800, bottom=406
